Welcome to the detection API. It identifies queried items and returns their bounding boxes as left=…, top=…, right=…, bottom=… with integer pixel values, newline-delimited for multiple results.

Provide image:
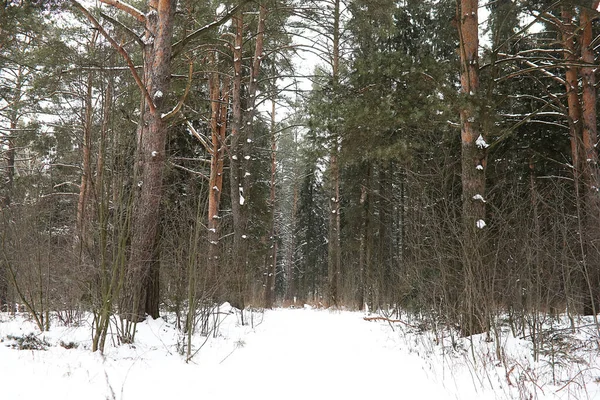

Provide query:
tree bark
left=265, top=99, right=277, bottom=309
left=327, top=0, right=342, bottom=307
left=458, top=0, right=486, bottom=335
left=561, top=7, right=582, bottom=186
left=229, top=10, right=246, bottom=310
left=1, top=63, right=23, bottom=209
left=207, top=52, right=229, bottom=293
left=579, top=2, right=600, bottom=316
left=121, top=0, right=177, bottom=322
left=76, top=40, right=96, bottom=250
left=229, top=4, right=267, bottom=310
left=284, top=164, right=298, bottom=303
left=0, top=64, right=24, bottom=310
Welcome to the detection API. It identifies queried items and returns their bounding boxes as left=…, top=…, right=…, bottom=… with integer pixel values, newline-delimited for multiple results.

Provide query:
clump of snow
left=476, top=134, right=489, bottom=149
left=472, top=194, right=486, bottom=202
left=476, top=219, right=486, bottom=229
left=476, top=164, right=484, bottom=170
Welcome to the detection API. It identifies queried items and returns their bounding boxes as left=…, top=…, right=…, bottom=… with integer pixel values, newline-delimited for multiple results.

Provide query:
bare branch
left=162, top=61, right=194, bottom=121
left=172, top=1, right=252, bottom=58
left=170, top=161, right=209, bottom=180
left=99, top=0, right=145, bottom=22
left=185, top=119, right=213, bottom=155
left=71, top=0, right=156, bottom=113
left=100, top=12, right=144, bottom=47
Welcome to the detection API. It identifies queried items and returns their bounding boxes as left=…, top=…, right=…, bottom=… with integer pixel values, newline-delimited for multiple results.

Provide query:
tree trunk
left=1, top=64, right=23, bottom=209
left=229, top=4, right=267, bottom=310
left=358, top=179, right=368, bottom=310
left=265, top=99, right=277, bottom=309
left=207, top=52, right=229, bottom=294
left=458, top=0, right=486, bottom=336
left=0, top=64, right=24, bottom=310
left=76, top=45, right=96, bottom=250
left=121, top=0, right=177, bottom=322
left=327, top=0, right=342, bottom=307
left=229, top=10, right=246, bottom=310
left=579, top=2, right=600, bottom=316
left=284, top=167, right=298, bottom=303
left=2, top=120, right=16, bottom=209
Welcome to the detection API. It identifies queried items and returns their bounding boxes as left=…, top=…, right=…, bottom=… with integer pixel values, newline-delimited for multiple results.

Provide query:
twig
left=555, top=369, right=585, bottom=393
left=363, top=316, right=417, bottom=329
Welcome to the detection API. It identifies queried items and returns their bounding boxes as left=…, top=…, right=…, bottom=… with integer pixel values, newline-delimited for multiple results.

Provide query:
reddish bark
left=207, top=53, right=229, bottom=291
left=561, top=8, right=582, bottom=182
left=458, top=0, right=486, bottom=335
left=122, top=0, right=178, bottom=322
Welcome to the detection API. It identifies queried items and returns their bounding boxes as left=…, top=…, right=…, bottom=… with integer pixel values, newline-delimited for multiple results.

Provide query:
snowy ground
left=1, top=307, right=599, bottom=400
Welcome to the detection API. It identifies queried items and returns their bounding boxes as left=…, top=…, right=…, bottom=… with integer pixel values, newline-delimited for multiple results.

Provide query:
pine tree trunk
left=265, top=99, right=277, bottom=309
left=121, top=0, right=177, bottom=322
left=579, top=2, right=600, bottom=316
left=229, top=4, right=267, bottom=310
left=76, top=56, right=96, bottom=250
left=207, top=53, right=229, bottom=294
left=0, top=64, right=24, bottom=309
left=327, top=0, right=342, bottom=307
left=458, top=0, right=486, bottom=336
left=284, top=175, right=298, bottom=303
left=358, top=179, right=368, bottom=310
left=229, top=11, right=246, bottom=310
left=1, top=64, right=22, bottom=209
left=3, top=119, right=16, bottom=209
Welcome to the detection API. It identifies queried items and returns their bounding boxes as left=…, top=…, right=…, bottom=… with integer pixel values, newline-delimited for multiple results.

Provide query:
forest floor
left=0, top=306, right=599, bottom=399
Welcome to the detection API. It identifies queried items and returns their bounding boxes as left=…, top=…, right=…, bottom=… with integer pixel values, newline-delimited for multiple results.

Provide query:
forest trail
left=0, top=308, right=509, bottom=400
left=197, top=308, right=449, bottom=400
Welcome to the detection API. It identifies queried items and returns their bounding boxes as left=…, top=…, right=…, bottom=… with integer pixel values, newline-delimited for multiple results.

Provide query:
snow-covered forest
left=1, top=0, right=600, bottom=398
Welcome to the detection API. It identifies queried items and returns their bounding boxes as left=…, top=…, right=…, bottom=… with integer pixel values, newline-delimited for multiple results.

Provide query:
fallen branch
left=363, top=316, right=417, bottom=329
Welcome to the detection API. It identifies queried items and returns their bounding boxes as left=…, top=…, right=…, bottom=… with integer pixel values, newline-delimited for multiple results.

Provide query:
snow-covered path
left=1, top=308, right=458, bottom=400
left=198, top=309, right=449, bottom=400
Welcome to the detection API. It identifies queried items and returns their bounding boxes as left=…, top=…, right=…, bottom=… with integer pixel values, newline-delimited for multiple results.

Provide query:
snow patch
left=476, top=134, right=489, bottom=149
